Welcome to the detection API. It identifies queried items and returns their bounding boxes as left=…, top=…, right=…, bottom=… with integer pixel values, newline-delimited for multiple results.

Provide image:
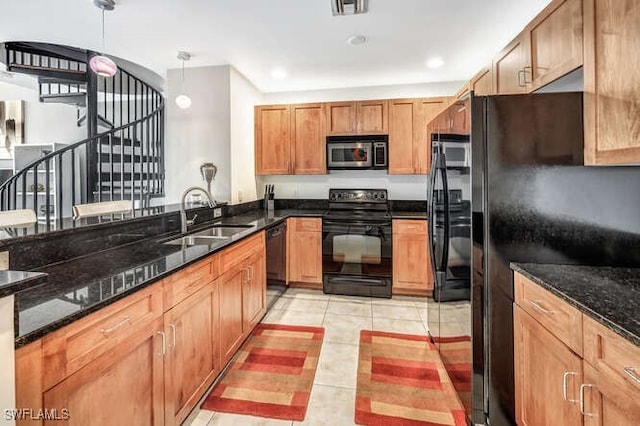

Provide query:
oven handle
left=323, top=219, right=392, bottom=227
left=326, top=276, right=387, bottom=286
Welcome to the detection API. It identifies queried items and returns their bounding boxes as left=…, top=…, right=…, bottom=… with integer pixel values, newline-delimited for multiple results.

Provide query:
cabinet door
left=449, top=98, right=470, bottom=134
left=357, top=100, right=388, bottom=134
left=583, top=0, right=640, bottom=164
left=470, top=67, right=494, bottom=96
left=392, top=220, right=433, bottom=295
left=388, top=99, right=420, bottom=174
left=291, top=103, right=326, bottom=174
left=494, top=32, right=530, bottom=94
left=219, top=267, right=245, bottom=364
left=255, top=105, right=291, bottom=174
left=514, top=305, right=583, bottom=426
left=528, top=0, right=583, bottom=90
left=582, top=362, right=640, bottom=426
left=243, top=252, right=266, bottom=333
left=164, top=283, right=219, bottom=426
left=326, top=102, right=357, bottom=135
left=288, top=219, right=322, bottom=287
left=43, top=320, right=164, bottom=426
left=419, top=97, right=450, bottom=174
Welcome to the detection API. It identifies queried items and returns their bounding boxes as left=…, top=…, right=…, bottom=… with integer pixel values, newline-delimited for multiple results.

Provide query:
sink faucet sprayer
left=180, top=186, right=216, bottom=233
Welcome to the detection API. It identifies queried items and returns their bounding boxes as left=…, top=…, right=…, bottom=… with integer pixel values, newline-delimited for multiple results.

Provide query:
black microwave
left=326, top=135, right=388, bottom=170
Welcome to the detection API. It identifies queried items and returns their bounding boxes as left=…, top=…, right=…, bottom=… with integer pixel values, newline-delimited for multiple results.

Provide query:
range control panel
left=328, top=189, right=388, bottom=203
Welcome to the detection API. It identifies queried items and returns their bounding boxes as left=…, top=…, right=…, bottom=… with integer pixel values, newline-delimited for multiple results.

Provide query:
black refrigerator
left=471, top=92, right=640, bottom=425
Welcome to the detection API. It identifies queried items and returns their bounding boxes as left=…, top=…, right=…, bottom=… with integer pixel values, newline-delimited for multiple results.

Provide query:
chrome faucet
left=180, top=186, right=216, bottom=233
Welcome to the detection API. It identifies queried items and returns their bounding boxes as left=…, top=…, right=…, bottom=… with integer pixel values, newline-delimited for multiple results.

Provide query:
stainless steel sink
left=164, top=235, right=229, bottom=246
left=193, top=225, right=255, bottom=238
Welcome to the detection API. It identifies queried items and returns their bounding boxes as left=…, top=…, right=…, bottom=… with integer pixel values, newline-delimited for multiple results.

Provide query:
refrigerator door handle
left=440, top=160, right=450, bottom=274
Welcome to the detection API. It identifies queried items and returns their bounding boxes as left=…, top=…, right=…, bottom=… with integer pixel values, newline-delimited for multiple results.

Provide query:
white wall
left=262, top=80, right=463, bottom=104
left=230, top=68, right=263, bottom=204
left=0, top=295, right=15, bottom=426
left=0, top=81, right=87, bottom=168
left=165, top=65, right=231, bottom=204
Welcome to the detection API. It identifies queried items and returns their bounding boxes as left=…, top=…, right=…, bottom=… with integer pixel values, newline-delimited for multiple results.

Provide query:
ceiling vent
left=332, top=0, right=367, bottom=16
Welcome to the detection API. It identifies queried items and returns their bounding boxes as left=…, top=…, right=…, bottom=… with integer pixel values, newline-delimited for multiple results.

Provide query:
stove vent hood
left=332, top=0, right=368, bottom=16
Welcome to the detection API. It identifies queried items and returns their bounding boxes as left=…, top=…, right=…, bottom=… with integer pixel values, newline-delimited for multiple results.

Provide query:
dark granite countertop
left=391, top=211, right=428, bottom=219
left=511, top=263, right=640, bottom=346
left=0, top=271, right=48, bottom=299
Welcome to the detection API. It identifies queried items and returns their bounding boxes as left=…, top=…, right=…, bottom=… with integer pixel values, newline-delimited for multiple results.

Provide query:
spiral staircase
left=0, top=41, right=165, bottom=224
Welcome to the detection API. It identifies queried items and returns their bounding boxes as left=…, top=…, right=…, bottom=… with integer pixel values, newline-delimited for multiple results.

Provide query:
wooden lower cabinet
left=243, top=251, right=266, bottom=333
left=219, top=263, right=248, bottom=365
left=164, top=283, right=219, bottom=425
left=582, top=362, right=640, bottom=426
left=287, top=218, right=322, bottom=288
left=514, top=305, right=583, bottom=426
left=42, top=318, right=165, bottom=426
left=392, top=219, right=433, bottom=296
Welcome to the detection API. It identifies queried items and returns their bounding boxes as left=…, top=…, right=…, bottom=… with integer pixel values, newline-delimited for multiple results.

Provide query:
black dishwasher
left=265, top=221, right=286, bottom=310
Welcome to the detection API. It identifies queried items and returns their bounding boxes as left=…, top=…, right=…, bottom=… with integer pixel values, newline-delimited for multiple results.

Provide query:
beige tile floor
left=185, top=288, right=470, bottom=426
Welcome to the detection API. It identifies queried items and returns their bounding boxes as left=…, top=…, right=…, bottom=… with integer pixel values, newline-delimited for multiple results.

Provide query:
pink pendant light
left=90, top=0, right=117, bottom=77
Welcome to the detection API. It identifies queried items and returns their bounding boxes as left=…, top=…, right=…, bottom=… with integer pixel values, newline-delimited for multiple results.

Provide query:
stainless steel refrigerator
left=470, top=92, right=640, bottom=425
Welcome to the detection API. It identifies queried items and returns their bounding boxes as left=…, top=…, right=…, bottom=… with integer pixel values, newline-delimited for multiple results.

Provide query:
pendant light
left=89, top=0, right=117, bottom=78
left=175, top=51, right=192, bottom=109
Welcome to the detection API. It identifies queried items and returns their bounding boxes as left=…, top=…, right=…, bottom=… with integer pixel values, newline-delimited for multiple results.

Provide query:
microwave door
left=328, top=142, right=372, bottom=168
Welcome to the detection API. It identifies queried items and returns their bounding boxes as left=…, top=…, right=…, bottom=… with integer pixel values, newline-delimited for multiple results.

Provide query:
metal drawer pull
left=562, top=371, right=578, bottom=403
left=530, top=300, right=554, bottom=315
left=623, top=367, right=640, bottom=383
left=168, top=324, right=177, bottom=349
left=249, top=265, right=254, bottom=282
left=100, top=316, right=131, bottom=334
left=579, top=384, right=595, bottom=417
left=187, top=273, right=204, bottom=286
left=157, top=331, right=166, bottom=357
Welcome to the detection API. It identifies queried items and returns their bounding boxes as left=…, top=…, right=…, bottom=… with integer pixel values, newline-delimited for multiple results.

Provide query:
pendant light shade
left=89, top=55, right=117, bottom=77
left=91, top=1, right=117, bottom=78
left=175, top=51, right=192, bottom=109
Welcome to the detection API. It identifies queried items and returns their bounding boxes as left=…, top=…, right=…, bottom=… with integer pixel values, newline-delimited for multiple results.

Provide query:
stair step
left=99, top=172, right=157, bottom=181
left=99, top=137, right=142, bottom=148
left=8, top=63, right=87, bottom=83
left=40, top=93, right=86, bottom=107
left=39, top=76, right=87, bottom=87
left=99, top=153, right=158, bottom=163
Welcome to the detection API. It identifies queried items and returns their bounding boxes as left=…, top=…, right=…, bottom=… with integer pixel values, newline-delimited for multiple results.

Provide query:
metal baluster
left=71, top=148, right=76, bottom=209
left=131, top=126, right=136, bottom=207
left=57, top=154, right=63, bottom=223
left=21, top=172, right=27, bottom=209
left=97, top=137, right=102, bottom=202
left=45, top=159, right=51, bottom=226
left=145, top=86, right=150, bottom=204
left=109, top=133, right=114, bottom=201
left=32, top=164, right=38, bottom=220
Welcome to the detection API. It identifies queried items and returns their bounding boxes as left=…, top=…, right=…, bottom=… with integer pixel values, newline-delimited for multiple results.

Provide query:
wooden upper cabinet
left=291, top=103, right=326, bottom=174
left=325, top=101, right=357, bottom=135
left=494, top=32, right=530, bottom=94
left=326, top=100, right=388, bottom=135
left=419, top=97, right=450, bottom=173
left=528, top=0, right=583, bottom=90
left=357, top=99, right=388, bottom=134
left=583, top=0, right=640, bottom=165
left=470, top=67, right=494, bottom=96
left=255, top=104, right=291, bottom=175
left=388, top=98, right=420, bottom=174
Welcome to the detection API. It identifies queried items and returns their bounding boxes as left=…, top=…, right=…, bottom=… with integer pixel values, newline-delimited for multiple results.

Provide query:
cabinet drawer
left=164, top=254, right=218, bottom=308
left=219, top=231, right=265, bottom=274
left=393, top=219, right=427, bottom=235
left=514, top=272, right=583, bottom=355
left=583, top=315, right=640, bottom=391
left=291, top=217, right=321, bottom=232
left=42, top=282, right=163, bottom=389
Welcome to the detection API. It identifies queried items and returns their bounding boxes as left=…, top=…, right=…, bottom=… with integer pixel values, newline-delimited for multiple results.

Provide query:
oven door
left=327, top=142, right=373, bottom=169
left=322, top=217, right=392, bottom=298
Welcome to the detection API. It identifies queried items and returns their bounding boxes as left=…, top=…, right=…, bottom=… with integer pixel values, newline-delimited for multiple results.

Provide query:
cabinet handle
left=248, top=265, right=254, bottom=282
left=242, top=267, right=249, bottom=284
left=168, top=324, right=177, bottom=349
left=623, top=366, right=640, bottom=383
left=523, top=65, right=532, bottom=85
left=579, top=384, right=595, bottom=417
left=562, top=371, right=578, bottom=403
left=517, top=69, right=526, bottom=87
left=100, top=316, right=131, bottom=335
left=406, top=226, right=417, bottom=230
left=187, top=273, right=203, bottom=287
left=157, top=331, right=166, bottom=357
left=530, top=300, right=554, bottom=315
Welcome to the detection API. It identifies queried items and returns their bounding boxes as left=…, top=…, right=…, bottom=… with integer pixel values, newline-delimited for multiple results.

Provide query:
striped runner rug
left=202, top=323, right=324, bottom=421
left=433, top=335, right=472, bottom=415
left=356, top=330, right=467, bottom=426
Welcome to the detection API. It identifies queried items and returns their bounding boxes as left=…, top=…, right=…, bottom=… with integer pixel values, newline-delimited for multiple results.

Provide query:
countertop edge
left=510, top=263, right=640, bottom=347
left=0, top=272, right=48, bottom=299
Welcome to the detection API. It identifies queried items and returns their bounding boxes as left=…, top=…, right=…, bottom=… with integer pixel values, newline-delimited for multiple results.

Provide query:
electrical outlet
left=0, top=251, right=8, bottom=270
left=213, top=208, right=222, bottom=218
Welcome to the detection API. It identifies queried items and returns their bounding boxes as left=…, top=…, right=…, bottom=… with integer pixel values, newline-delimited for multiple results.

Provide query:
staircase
left=0, top=42, right=165, bottom=224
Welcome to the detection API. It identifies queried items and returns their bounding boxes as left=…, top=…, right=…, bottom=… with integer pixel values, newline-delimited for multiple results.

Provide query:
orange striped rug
left=202, top=323, right=324, bottom=421
left=356, top=330, right=467, bottom=426
left=433, top=335, right=472, bottom=415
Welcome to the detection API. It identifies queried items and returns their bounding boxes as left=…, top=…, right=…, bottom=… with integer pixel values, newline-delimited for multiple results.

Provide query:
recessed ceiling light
left=426, top=56, right=445, bottom=69
left=347, top=34, right=367, bottom=46
left=271, top=67, right=288, bottom=80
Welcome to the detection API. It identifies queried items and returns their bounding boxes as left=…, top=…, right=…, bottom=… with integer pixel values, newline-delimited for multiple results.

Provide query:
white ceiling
left=0, top=0, right=552, bottom=93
